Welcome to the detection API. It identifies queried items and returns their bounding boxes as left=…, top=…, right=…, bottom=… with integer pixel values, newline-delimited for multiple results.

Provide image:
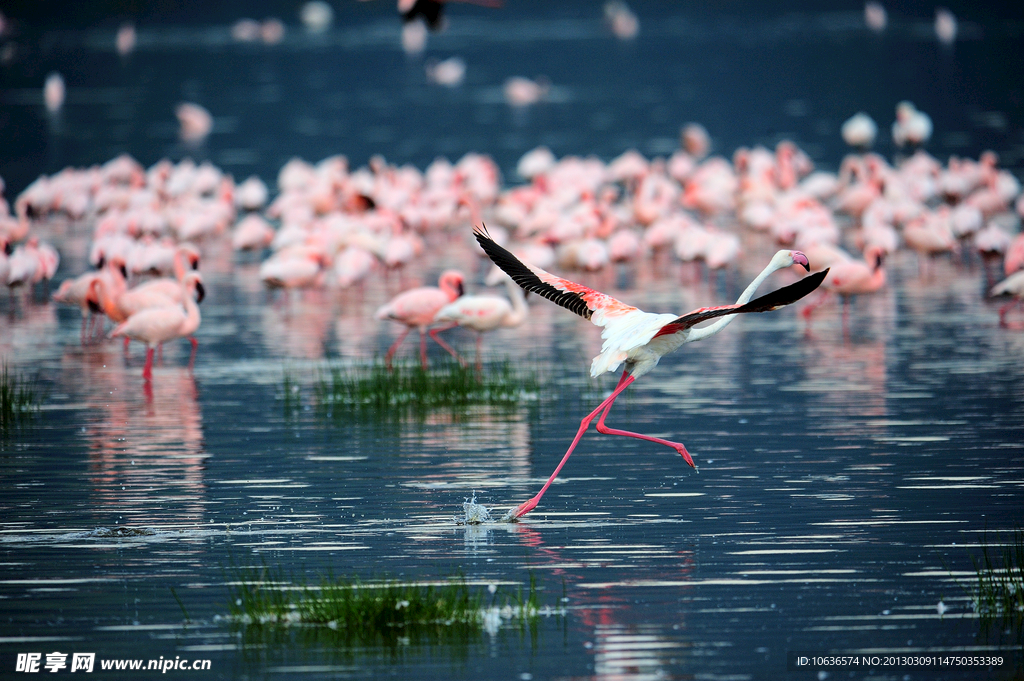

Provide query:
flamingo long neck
left=91, top=279, right=122, bottom=321
left=181, top=283, right=202, bottom=335
left=173, top=249, right=190, bottom=282
left=686, top=258, right=786, bottom=343
left=501, top=277, right=529, bottom=328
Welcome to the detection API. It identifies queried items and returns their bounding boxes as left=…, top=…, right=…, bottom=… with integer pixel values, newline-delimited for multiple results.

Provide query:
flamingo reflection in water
left=474, top=226, right=827, bottom=520
left=83, top=354, right=208, bottom=526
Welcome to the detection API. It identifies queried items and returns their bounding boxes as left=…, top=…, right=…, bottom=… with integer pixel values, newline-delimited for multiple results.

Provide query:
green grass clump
left=0, top=363, right=41, bottom=434
left=313, top=360, right=538, bottom=419
left=226, top=565, right=557, bottom=648
left=972, top=528, right=1024, bottom=639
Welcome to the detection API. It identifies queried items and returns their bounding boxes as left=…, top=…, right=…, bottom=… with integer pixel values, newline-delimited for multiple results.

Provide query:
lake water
left=1, top=4, right=1023, bottom=679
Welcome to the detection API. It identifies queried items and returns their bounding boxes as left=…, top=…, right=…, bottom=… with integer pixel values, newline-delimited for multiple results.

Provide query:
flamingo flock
left=4, top=112, right=1024, bottom=379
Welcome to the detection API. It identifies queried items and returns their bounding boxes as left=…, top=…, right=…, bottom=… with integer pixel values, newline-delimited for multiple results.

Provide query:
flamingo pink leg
left=504, top=370, right=638, bottom=521
left=428, top=323, right=466, bottom=367
left=418, top=329, right=428, bottom=370
left=595, top=372, right=695, bottom=466
left=999, top=300, right=1024, bottom=329
left=801, top=290, right=831, bottom=320
left=142, top=347, right=155, bottom=381
left=187, top=337, right=198, bottom=371
left=383, top=327, right=413, bottom=369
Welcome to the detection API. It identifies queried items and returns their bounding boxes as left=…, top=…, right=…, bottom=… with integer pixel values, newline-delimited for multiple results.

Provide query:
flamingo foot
left=500, top=496, right=539, bottom=522
left=674, top=443, right=696, bottom=468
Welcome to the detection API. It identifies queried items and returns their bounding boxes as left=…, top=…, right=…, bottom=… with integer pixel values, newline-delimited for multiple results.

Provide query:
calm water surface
left=2, top=6, right=1024, bottom=680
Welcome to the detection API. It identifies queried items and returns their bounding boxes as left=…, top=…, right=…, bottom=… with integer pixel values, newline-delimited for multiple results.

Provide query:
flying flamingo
left=110, top=272, right=205, bottom=381
left=474, top=226, right=827, bottom=520
left=375, top=270, right=466, bottom=369
left=433, top=273, right=529, bottom=371
left=399, top=0, right=503, bottom=31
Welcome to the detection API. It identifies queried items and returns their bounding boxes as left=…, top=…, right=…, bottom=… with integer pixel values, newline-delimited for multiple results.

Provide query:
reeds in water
left=225, top=564, right=557, bottom=647
left=972, top=528, right=1024, bottom=639
left=313, top=360, right=538, bottom=419
left=0, top=363, right=41, bottom=434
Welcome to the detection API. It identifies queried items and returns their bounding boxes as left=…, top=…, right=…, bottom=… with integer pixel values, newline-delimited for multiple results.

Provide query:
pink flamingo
left=110, top=272, right=204, bottom=381
left=375, top=270, right=466, bottom=369
left=125, top=245, right=200, bottom=302
left=1004, top=233, right=1024, bottom=276
left=474, top=226, right=826, bottom=520
left=801, top=245, right=886, bottom=324
left=52, top=270, right=104, bottom=343
left=433, top=274, right=529, bottom=370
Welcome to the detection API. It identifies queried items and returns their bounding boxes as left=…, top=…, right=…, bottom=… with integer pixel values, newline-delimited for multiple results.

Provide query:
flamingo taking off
left=375, top=269, right=466, bottom=369
left=110, top=272, right=205, bottom=381
left=474, top=226, right=827, bottom=520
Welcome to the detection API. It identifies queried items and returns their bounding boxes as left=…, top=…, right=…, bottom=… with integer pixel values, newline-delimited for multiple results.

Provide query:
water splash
left=455, top=492, right=493, bottom=525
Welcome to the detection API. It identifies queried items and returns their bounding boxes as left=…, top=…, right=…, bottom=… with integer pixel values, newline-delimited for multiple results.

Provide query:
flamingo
left=473, top=226, right=827, bottom=520
left=433, top=273, right=529, bottom=370
left=125, top=245, right=200, bottom=302
left=801, top=245, right=886, bottom=324
left=841, top=112, right=878, bottom=150
left=399, top=0, right=503, bottom=31
left=110, top=272, right=205, bottom=381
left=375, top=270, right=466, bottom=369
left=52, top=270, right=105, bottom=343
left=991, top=271, right=1024, bottom=328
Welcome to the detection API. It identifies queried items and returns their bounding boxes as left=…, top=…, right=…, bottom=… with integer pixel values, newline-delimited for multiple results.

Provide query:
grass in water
left=1, top=363, right=41, bottom=435
left=971, top=528, right=1024, bottom=640
left=313, top=359, right=538, bottom=419
left=225, top=564, right=559, bottom=649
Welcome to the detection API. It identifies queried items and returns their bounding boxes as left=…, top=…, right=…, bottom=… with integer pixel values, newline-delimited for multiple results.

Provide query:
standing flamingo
left=110, top=273, right=205, bottom=381
left=375, top=270, right=466, bottom=369
left=801, top=245, right=886, bottom=325
left=433, top=273, right=529, bottom=370
left=991, top=270, right=1024, bottom=329
left=474, top=226, right=827, bottom=520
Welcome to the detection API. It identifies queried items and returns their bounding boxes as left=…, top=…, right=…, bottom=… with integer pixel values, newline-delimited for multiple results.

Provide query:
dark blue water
left=1, top=4, right=1023, bottom=680
left=3, top=5, right=1023, bottom=195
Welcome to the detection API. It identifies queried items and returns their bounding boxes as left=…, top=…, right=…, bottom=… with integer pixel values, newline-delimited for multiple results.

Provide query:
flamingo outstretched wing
left=474, top=225, right=636, bottom=322
left=653, top=268, right=829, bottom=338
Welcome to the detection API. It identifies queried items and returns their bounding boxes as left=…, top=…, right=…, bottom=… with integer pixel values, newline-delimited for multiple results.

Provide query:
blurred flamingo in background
left=375, top=269, right=466, bottom=369
left=802, top=244, right=886, bottom=326
left=991, top=271, right=1024, bottom=329
left=110, top=272, right=205, bottom=381
left=433, top=272, right=529, bottom=371
left=474, top=226, right=827, bottom=520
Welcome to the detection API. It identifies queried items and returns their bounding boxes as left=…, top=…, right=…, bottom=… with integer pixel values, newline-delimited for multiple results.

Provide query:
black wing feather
left=670, top=268, right=829, bottom=329
left=474, top=226, right=593, bottom=320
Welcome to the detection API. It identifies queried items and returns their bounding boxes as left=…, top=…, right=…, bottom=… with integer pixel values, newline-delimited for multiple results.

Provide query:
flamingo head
left=777, top=249, right=810, bottom=271
left=865, top=244, right=886, bottom=270
left=184, top=272, right=206, bottom=303
left=438, top=269, right=465, bottom=299
left=106, top=255, right=128, bottom=280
